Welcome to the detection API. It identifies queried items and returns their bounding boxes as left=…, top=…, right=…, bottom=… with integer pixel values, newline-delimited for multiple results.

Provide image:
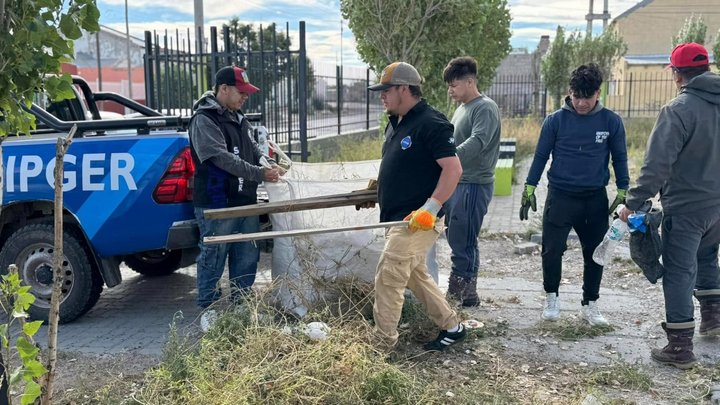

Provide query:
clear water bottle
left=593, top=217, right=629, bottom=266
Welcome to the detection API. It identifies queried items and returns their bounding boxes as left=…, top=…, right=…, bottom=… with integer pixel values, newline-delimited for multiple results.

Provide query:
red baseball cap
left=215, top=66, right=260, bottom=94
left=669, top=42, right=709, bottom=69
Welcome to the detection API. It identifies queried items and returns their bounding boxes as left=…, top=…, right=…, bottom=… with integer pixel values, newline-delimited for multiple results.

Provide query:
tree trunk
left=41, top=126, right=76, bottom=405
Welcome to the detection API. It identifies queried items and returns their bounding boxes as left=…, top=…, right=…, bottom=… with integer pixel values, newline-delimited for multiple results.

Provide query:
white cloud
left=509, top=0, right=644, bottom=29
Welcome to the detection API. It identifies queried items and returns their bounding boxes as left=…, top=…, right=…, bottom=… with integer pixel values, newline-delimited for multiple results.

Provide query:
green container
left=494, top=158, right=513, bottom=196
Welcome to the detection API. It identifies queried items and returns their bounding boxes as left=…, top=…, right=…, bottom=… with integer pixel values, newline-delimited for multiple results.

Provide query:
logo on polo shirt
left=595, top=131, right=609, bottom=143
left=401, top=135, right=412, bottom=150
left=448, top=137, right=455, bottom=144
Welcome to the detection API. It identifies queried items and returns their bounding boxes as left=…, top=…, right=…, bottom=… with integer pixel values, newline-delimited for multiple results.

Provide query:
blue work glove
left=608, top=189, right=627, bottom=216
left=519, top=184, right=536, bottom=221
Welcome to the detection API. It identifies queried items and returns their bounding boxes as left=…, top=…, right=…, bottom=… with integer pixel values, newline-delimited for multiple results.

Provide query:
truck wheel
left=124, top=249, right=182, bottom=276
left=0, top=224, right=103, bottom=324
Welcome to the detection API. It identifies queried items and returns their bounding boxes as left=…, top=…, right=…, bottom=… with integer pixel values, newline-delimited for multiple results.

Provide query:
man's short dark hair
left=674, top=64, right=710, bottom=83
left=443, top=56, right=478, bottom=83
left=569, top=63, right=603, bottom=98
left=409, top=85, right=422, bottom=98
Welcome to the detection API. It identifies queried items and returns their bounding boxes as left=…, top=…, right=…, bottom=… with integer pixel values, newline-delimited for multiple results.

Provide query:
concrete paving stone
left=513, top=241, right=540, bottom=255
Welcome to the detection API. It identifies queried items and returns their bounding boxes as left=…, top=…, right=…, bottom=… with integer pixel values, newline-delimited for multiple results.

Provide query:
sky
left=97, top=0, right=642, bottom=69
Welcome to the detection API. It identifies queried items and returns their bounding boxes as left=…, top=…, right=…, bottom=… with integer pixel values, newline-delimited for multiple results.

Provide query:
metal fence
left=144, top=22, right=385, bottom=162
left=484, top=71, right=678, bottom=118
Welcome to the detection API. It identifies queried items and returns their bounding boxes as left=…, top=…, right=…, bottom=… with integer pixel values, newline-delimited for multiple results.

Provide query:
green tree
left=541, top=26, right=573, bottom=110
left=570, top=29, right=628, bottom=84
left=541, top=27, right=627, bottom=110
left=672, top=14, right=707, bottom=47
left=0, top=0, right=100, bottom=136
left=341, top=0, right=511, bottom=113
left=224, top=20, right=292, bottom=51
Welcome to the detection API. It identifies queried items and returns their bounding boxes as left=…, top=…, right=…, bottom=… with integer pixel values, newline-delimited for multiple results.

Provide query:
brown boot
left=650, top=321, right=697, bottom=369
left=699, top=301, right=720, bottom=336
left=695, top=290, right=720, bottom=336
left=447, top=275, right=480, bottom=307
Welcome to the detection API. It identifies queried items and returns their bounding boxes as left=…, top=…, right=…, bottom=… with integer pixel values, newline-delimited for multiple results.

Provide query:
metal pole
left=124, top=0, right=133, bottom=99
left=366, top=68, right=370, bottom=130
left=194, top=0, right=204, bottom=53
left=144, top=31, right=153, bottom=108
left=96, top=31, right=103, bottom=91
left=298, top=21, right=308, bottom=162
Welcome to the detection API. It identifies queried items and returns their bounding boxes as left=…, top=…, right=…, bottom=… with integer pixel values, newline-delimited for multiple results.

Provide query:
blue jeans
left=444, top=182, right=494, bottom=279
left=195, top=207, right=260, bottom=308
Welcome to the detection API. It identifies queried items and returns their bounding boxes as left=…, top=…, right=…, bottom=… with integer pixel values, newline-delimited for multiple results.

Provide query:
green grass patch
left=536, top=318, right=615, bottom=340
left=586, top=361, right=653, bottom=391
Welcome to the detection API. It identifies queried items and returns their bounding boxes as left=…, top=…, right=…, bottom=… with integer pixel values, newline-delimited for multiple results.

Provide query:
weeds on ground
left=677, top=362, right=720, bottom=403
left=536, top=318, right=615, bottom=340
left=137, top=285, right=444, bottom=405
left=586, top=361, right=653, bottom=391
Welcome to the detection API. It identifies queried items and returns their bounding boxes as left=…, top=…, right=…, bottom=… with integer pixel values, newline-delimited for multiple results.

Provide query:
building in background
left=487, top=35, right=550, bottom=116
left=606, top=0, right=719, bottom=115
left=72, top=25, right=146, bottom=108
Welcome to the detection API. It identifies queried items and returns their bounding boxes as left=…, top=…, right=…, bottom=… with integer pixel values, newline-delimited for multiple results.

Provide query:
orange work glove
left=403, top=198, right=442, bottom=232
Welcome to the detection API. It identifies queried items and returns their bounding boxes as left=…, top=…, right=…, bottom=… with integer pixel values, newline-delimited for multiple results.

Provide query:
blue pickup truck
left=0, top=77, right=204, bottom=323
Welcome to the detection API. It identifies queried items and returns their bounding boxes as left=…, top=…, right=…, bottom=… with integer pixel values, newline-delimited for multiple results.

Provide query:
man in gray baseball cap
left=362, top=61, right=466, bottom=352
left=368, top=61, right=422, bottom=91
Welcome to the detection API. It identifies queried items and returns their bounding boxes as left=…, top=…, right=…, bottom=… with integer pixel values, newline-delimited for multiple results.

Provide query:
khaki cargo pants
left=374, top=223, right=459, bottom=346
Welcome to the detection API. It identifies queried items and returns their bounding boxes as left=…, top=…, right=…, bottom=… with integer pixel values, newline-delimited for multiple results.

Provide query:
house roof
left=625, top=53, right=716, bottom=65
left=613, top=0, right=655, bottom=22
left=94, top=25, right=145, bottom=48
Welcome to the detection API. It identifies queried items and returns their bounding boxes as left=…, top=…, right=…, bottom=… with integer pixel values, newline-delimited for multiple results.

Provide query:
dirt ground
left=49, top=235, right=720, bottom=404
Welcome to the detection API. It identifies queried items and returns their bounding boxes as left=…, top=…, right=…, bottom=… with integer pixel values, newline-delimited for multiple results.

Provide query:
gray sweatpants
left=662, top=206, right=720, bottom=323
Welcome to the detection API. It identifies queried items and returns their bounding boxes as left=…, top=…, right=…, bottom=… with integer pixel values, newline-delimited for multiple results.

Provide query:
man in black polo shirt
left=368, top=61, right=466, bottom=351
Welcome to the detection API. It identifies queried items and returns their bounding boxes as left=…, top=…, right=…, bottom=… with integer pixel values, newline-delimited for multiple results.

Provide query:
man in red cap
left=620, top=43, right=720, bottom=369
left=189, top=65, right=280, bottom=331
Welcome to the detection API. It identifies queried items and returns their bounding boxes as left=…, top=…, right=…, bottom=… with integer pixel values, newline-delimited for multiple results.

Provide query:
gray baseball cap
left=368, top=62, right=422, bottom=91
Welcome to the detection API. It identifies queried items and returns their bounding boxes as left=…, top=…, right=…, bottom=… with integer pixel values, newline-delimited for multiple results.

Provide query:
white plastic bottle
left=593, top=214, right=629, bottom=266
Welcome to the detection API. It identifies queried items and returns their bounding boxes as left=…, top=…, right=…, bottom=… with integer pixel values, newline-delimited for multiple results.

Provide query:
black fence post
left=144, top=31, right=155, bottom=109
left=366, top=68, right=370, bottom=130
left=259, top=25, right=266, bottom=125
left=541, top=87, right=547, bottom=117
left=210, top=26, right=219, bottom=77
left=222, top=25, right=232, bottom=66
left=627, top=73, right=633, bottom=118
left=336, top=65, right=342, bottom=135
left=298, top=21, right=308, bottom=162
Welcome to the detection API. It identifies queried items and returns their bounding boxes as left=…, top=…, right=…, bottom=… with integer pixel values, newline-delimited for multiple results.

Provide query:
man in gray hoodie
left=620, top=43, right=720, bottom=369
left=189, top=66, right=279, bottom=331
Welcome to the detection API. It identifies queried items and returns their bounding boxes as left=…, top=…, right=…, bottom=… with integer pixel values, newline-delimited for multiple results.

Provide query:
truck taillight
left=153, top=147, right=195, bottom=204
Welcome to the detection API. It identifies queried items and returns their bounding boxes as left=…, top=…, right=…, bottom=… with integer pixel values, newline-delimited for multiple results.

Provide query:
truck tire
left=0, top=224, right=103, bottom=324
left=124, top=249, right=182, bottom=276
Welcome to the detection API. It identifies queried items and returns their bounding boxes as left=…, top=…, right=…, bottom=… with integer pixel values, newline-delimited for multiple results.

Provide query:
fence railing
left=144, top=22, right=387, bottom=161
left=485, top=72, right=678, bottom=118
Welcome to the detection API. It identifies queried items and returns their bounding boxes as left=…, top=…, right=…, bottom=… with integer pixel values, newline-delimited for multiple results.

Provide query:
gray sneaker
left=581, top=301, right=609, bottom=326
left=542, top=292, right=560, bottom=321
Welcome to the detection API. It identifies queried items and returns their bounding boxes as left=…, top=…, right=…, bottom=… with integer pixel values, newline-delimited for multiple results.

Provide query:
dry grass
left=135, top=285, right=444, bottom=405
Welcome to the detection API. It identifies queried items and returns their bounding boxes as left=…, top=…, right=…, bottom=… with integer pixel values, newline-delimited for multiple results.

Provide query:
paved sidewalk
left=481, top=157, right=548, bottom=235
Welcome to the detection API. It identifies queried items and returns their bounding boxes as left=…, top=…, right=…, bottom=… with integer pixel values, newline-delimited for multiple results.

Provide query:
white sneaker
left=581, top=301, right=609, bottom=326
left=542, top=292, right=560, bottom=321
left=200, top=309, right=218, bottom=332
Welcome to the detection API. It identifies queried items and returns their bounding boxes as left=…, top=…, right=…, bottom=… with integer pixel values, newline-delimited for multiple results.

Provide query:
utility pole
left=194, top=0, right=204, bottom=53
left=586, top=0, right=611, bottom=38
left=124, top=0, right=133, bottom=99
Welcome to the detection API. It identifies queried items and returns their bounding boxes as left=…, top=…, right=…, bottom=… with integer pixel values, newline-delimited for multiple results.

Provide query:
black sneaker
left=423, top=324, right=467, bottom=351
